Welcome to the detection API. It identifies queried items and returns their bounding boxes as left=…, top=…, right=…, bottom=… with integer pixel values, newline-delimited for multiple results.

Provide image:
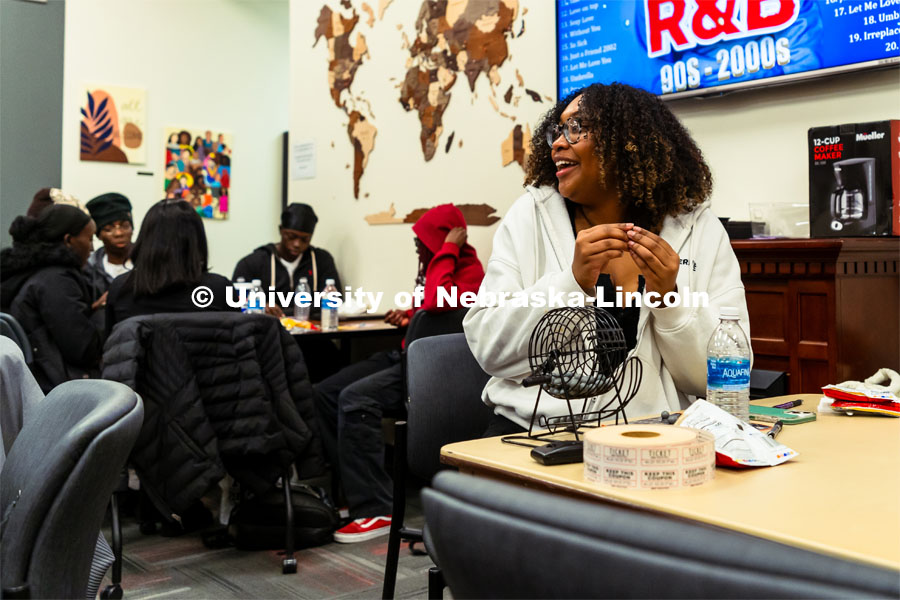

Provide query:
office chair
left=103, top=311, right=329, bottom=574
left=0, top=380, right=143, bottom=599
left=0, top=312, right=33, bottom=364
left=382, top=332, right=493, bottom=599
left=403, top=307, right=469, bottom=344
left=423, top=471, right=900, bottom=599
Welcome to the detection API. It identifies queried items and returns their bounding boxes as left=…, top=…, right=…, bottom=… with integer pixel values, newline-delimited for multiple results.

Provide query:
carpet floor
left=101, top=490, right=437, bottom=599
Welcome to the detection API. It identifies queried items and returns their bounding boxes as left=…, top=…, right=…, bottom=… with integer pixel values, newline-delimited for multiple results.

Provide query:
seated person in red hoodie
left=314, top=204, right=484, bottom=543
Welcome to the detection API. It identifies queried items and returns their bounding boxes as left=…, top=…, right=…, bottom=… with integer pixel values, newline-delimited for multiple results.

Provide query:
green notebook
left=749, top=405, right=817, bottom=424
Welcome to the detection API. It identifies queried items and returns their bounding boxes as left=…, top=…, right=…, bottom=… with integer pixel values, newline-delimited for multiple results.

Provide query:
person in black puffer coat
left=1, top=204, right=104, bottom=393
left=102, top=311, right=330, bottom=536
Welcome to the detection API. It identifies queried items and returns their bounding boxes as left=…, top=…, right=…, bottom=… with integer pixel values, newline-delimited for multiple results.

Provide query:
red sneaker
left=333, top=515, right=392, bottom=543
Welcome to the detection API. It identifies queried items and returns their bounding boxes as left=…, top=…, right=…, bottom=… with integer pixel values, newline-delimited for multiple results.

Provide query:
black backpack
left=227, top=483, right=339, bottom=550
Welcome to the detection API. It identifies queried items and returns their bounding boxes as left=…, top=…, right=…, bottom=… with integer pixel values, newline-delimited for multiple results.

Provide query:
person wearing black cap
left=0, top=204, right=103, bottom=392
left=84, top=192, right=135, bottom=310
left=232, top=202, right=341, bottom=318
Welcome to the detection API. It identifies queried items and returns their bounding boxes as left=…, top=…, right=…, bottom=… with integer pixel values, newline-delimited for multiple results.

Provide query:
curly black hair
left=525, top=83, right=712, bottom=232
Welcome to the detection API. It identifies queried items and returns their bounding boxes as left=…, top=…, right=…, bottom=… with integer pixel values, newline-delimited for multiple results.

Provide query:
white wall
left=670, top=68, right=900, bottom=221
left=61, top=0, right=289, bottom=276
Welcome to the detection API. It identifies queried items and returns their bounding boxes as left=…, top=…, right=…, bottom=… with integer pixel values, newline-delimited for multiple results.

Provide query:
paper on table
left=677, top=400, right=799, bottom=467
left=338, top=296, right=369, bottom=317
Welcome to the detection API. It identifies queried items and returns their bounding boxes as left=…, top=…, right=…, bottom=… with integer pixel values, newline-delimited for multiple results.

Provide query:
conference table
left=284, top=315, right=403, bottom=371
left=283, top=314, right=399, bottom=339
left=440, top=394, right=900, bottom=571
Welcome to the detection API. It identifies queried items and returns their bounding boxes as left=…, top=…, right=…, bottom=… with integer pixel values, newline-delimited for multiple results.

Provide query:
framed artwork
left=80, top=85, right=146, bottom=164
left=163, top=127, right=233, bottom=220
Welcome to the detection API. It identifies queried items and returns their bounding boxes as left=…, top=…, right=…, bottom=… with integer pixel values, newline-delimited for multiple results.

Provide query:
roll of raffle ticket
left=583, top=425, right=715, bottom=490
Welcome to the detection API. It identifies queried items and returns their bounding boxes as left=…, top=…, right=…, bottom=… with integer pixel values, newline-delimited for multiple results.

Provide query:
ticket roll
left=583, top=425, right=715, bottom=489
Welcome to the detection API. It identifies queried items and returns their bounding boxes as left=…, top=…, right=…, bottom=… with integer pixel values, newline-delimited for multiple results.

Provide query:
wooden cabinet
left=732, top=238, right=899, bottom=394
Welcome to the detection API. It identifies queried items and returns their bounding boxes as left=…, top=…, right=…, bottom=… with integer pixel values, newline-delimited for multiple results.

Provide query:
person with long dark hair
left=1, top=204, right=103, bottom=392
left=105, top=199, right=237, bottom=336
left=463, top=82, right=750, bottom=436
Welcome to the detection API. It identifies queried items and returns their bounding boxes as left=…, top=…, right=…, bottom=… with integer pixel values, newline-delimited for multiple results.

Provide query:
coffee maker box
left=808, top=120, right=899, bottom=238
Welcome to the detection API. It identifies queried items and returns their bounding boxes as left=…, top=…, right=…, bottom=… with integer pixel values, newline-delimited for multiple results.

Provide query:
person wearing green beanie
left=84, top=193, right=134, bottom=313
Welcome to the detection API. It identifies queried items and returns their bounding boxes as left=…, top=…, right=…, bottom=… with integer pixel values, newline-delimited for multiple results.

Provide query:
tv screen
left=557, top=0, right=900, bottom=99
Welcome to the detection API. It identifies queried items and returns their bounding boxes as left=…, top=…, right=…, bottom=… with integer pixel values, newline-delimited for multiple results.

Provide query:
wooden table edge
left=440, top=431, right=900, bottom=572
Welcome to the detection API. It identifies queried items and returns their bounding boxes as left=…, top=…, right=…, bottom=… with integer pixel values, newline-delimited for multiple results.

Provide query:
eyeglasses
left=546, top=117, right=585, bottom=148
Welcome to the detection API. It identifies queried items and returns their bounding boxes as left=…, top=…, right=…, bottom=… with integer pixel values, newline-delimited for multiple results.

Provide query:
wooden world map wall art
left=365, top=203, right=500, bottom=226
left=312, top=0, right=546, bottom=226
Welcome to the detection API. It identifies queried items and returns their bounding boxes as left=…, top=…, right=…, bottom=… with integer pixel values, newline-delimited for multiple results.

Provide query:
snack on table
left=823, top=385, right=900, bottom=417
left=280, top=317, right=317, bottom=331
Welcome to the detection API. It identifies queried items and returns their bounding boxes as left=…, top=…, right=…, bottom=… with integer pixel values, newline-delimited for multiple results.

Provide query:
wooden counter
left=731, top=238, right=899, bottom=393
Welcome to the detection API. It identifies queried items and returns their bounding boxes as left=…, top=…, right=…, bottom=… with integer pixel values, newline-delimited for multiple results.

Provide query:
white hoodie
left=463, top=185, right=751, bottom=428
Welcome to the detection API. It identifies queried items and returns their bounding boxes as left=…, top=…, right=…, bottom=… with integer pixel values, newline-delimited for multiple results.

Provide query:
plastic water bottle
left=706, top=307, right=751, bottom=422
left=235, top=277, right=250, bottom=313
left=247, top=279, right=265, bottom=314
left=321, top=278, right=339, bottom=331
left=294, top=277, right=311, bottom=321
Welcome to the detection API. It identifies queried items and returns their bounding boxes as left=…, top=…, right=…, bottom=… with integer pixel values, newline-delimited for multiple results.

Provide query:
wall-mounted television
left=557, top=0, right=900, bottom=100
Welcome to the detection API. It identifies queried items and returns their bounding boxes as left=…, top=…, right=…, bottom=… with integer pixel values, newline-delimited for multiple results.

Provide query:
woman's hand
left=627, top=226, right=679, bottom=295
left=91, top=291, right=108, bottom=311
left=384, top=309, right=410, bottom=327
left=265, top=304, right=285, bottom=318
left=444, top=227, right=467, bottom=248
left=572, top=224, right=629, bottom=294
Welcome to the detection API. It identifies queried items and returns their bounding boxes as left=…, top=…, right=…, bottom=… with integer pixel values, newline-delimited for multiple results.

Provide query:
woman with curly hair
left=463, top=83, right=750, bottom=435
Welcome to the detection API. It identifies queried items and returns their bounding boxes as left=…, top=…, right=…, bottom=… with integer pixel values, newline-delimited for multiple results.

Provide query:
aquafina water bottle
left=706, top=307, right=751, bottom=422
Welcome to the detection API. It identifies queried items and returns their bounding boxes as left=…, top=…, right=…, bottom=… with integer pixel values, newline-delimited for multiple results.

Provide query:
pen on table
left=767, top=420, right=784, bottom=439
left=773, top=399, right=803, bottom=409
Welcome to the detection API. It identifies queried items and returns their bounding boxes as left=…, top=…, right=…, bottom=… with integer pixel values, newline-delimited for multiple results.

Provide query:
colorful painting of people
left=163, top=128, right=232, bottom=220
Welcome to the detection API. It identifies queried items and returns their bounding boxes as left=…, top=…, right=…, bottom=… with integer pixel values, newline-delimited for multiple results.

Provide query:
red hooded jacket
left=409, top=204, right=485, bottom=315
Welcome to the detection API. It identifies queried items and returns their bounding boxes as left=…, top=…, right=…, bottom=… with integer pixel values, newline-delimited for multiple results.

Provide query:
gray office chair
left=0, top=380, right=143, bottom=599
left=423, top=471, right=900, bottom=599
left=0, top=312, right=33, bottom=364
left=382, top=332, right=494, bottom=599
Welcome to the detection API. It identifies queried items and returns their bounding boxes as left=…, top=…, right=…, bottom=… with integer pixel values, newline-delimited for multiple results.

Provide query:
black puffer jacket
left=0, top=243, right=103, bottom=392
left=102, top=312, right=328, bottom=518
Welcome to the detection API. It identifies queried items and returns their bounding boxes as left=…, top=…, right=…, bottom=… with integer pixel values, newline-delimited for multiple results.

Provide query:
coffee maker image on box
left=829, top=158, right=877, bottom=234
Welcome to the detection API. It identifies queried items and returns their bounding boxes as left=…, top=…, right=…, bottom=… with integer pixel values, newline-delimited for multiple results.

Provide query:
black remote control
left=530, top=440, right=584, bottom=465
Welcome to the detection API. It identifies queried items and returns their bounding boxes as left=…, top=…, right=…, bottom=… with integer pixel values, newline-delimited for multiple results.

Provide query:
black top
left=1, top=242, right=103, bottom=392
left=566, top=201, right=642, bottom=352
left=105, top=271, right=239, bottom=337
left=233, top=243, right=341, bottom=318
left=232, top=244, right=341, bottom=295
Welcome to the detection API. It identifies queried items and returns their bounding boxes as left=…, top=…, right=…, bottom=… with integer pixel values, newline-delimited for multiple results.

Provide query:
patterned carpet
left=102, top=491, right=436, bottom=599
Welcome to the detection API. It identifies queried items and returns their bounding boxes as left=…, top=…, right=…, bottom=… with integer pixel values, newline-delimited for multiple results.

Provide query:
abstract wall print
left=163, top=127, right=233, bottom=220
left=80, top=85, right=146, bottom=164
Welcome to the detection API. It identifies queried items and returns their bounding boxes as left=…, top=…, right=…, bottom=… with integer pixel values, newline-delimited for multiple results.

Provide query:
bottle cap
left=252, top=279, right=262, bottom=286
left=236, top=277, right=245, bottom=283
left=299, top=277, right=308, bottom=283
left=719, top=306, right=740, bottom=319
left=325, top=278, right=335, bottom=285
